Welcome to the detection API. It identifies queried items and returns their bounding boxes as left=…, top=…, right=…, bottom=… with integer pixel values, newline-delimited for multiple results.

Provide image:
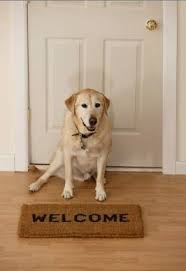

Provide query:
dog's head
left=65, top=88, right=110, bottom=132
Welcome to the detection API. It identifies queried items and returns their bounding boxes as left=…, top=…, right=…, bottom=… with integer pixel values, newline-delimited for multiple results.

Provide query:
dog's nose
left=89, top=116, right=97, bottom=126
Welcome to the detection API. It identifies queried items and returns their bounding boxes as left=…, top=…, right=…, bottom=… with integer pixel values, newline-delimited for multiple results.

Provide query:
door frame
left=14, top=1, right=177, bottom=174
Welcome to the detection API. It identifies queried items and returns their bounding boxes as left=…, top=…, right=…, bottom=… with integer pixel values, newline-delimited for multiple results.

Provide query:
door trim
left=14, top=1, right=178, bottom=173
left=163, top=1, right=177, bottom=174
left=14, top=1, right=29, bottom=171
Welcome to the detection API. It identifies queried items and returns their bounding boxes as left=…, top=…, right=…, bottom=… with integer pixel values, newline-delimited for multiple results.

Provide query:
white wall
left=0, top=2, right=15, bottom=170
left=177, top=1, right=186, bottom=162
left=0, top=1, right=185, bottom=172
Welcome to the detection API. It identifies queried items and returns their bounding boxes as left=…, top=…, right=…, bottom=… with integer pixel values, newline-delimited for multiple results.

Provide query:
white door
left=29, top=0, right=162, bottom=167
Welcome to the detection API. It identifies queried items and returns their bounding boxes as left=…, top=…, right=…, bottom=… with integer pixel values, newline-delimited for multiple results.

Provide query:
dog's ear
left=103, top=95, right=110, bottom=113
left=65, top=94, right=76, bottom=113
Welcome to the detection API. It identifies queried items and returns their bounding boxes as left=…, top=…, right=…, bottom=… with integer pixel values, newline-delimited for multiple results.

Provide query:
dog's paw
left=29, top=181, right=42, bottom=192
left=62, top=188, right=73, bottom=199
left=95, top=189, right=107, bottom=202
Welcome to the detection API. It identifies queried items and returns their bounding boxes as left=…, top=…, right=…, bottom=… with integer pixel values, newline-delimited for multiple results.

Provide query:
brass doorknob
left=145, top=19, right=158, bottom=31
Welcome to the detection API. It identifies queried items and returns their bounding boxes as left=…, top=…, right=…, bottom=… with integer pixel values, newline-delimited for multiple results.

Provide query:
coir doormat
left=18, top=203, right=144, bottom=238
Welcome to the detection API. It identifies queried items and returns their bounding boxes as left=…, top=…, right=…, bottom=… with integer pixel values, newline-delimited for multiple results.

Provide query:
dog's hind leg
left=29, top=148, right=64, bottom=192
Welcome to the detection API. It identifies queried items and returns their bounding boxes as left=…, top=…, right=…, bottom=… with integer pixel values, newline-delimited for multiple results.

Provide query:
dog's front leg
left=62, top=150, right=74, bottom=199
left=95, top=151, right=108, bottom=201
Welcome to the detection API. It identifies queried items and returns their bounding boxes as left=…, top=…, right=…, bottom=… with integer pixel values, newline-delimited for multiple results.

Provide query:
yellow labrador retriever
left=29, top=88, right=112, bottom=201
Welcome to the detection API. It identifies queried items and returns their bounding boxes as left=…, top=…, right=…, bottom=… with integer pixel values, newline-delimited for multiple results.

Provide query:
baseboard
left=176, top=161, right=186, bottom=174
left=33, top=164, right=162, bottom=173
left=0, top=154, right=15, bottom=171
left=106, top=167, right=162, bottom=172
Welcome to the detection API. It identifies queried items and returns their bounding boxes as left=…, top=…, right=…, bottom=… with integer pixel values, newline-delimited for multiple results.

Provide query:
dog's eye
left=81, top=104, right=88, bottom=108
left=95, top=103, right=101, bottom=108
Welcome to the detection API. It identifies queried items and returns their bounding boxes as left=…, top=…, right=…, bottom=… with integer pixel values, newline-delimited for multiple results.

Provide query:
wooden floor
left=0, top=171, right=186, bottom=271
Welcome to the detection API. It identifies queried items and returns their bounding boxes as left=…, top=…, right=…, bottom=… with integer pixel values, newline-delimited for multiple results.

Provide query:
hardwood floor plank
left=0, top=171, right=186, bottom=270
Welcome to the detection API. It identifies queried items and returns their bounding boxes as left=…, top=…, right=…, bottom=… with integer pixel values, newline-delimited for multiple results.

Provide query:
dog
left=29, top=88, right=112, bottom=201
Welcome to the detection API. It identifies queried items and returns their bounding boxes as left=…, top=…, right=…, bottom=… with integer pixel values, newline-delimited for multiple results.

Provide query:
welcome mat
left=18, top=204, right=144, bottom=238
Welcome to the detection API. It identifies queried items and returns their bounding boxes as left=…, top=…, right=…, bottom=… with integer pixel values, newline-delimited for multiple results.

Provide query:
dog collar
left=72, top=132, right=95, bottom=138
left=72, top=131, right=95, bottom=150
left=72, top=123, right=96, bottom=149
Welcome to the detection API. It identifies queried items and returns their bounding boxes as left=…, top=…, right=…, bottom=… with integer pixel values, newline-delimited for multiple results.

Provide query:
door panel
left=47, top=38, right=85, bottom=130
left=104, top=40, right=143, bottom=130
left=29, top=0, right=162, bottom=166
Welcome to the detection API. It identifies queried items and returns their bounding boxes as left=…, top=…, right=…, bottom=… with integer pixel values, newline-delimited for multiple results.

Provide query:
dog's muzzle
left=89, top=116, right=97, bottom=127
left=81, top=117, right=97, bottom=131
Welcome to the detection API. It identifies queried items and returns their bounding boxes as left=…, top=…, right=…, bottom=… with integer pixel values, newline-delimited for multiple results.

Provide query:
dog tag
left=80, top=136, right=86, bottom=150
left=81, top=142, right=86, bottom=150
